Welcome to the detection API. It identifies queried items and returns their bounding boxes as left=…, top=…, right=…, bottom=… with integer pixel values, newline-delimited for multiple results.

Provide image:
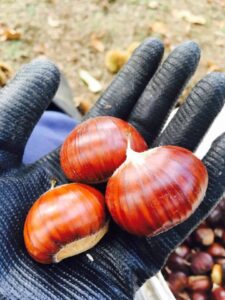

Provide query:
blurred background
left=1, top=1, right=225, bottom=300
left=1, top=0, right=225, bottom=113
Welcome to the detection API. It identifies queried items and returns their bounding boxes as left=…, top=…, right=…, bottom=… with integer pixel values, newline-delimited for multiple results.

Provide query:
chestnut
left=106, top=145, right=208, bottom=237
left=215, top=258, right=225, bottom=265
left=168, top=272, right=188, bottom=294
left=167, top=253, right=190, bottom=274
left=211, top=264, right=223, bottom=285
left=191, top=252, right=213, bottom=275
left=24, top=183, right=108, bottom=264
left=60, top=116, right=147, bottom=183
left=214, top=228, right=225, bottom=245
left=208, top=243, right=225, bottom=257
left=175, top=244, right=190, bottom=258
left=194, top=227, right=215, bottom=246
left=187, top=276, right=211, bottom=292
left=206, top=208, right=223, bottom=227
left=191, top=291, right=208, bottom=300
left=211, top=286, right=225, bottom=300
left=176, top=292, right=190, bottom=300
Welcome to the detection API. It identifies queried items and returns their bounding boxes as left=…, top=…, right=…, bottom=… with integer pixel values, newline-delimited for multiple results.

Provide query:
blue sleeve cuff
left=23, top=111, right=77, bottom=164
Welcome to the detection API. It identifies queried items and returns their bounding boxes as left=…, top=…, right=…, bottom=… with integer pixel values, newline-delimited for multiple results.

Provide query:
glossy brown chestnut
left=106, top=145, right=208, bottom=236
left=168, top=272, right=188, bottom=294
left=208, top=243, right=225, bottom=258
left=215, top=228, right=225, bottom=245
left=175, top=244, right=190, bottom=258
left=211, top=286, right=225, bottom=300
left=206, top=208, right=223, bottom=227
left=195, top=227, right=215, bottom=246
left=60, top=116, right=147, bottom=183
left=211, top=264, right=223, bottom=285
left=191, top=291, right=208, bottom=300
left=176, top=292, right=190, bottom=300
left=24, top=183, right=108, bottom=264
left=191, top=252, right=213, bottom=275
left=187, top=276, right=211, bottom=292
left=167, top=253, right=190, bottom=274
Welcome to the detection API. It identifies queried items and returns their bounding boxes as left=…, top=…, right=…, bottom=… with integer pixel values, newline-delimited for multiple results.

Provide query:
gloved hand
left=0, top=38, right=225, bottom=300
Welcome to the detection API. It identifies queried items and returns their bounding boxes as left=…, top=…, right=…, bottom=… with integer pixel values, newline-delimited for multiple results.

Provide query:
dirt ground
left=1, top=0, right=225, bottom=112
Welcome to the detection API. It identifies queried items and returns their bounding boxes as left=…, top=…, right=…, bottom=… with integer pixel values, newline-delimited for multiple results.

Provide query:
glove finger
left=128, top=41, right=200, bottom=144
left=154, top=72, right=225, bottom=150
left=150, top=133, right=225, bottom=263
left=84, top=38, right=164, bottom=120
left=0, top=59, right=60, bottom=170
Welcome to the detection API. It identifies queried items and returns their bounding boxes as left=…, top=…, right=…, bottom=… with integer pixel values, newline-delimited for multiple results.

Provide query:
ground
left=0, top=0, right=225, bottom=112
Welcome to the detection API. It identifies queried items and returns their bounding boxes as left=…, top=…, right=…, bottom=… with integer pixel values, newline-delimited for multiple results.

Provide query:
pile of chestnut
left=163, top=196, right=225, bottom=300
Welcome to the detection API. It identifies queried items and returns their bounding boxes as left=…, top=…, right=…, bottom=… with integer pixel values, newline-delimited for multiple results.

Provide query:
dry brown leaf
left=213, top=0, right=225, bottom=7
left=164, top=37, right=172, bottom=49
left=0, top=62, right=13, bottom=86
left=177, top=84, right=193, bottom=106
left=79, top=69, right=102, bottom=93
left=105, top=50, right=129, bottom=73
left=216, top=39, right=225, bottom=47
left=0, top=28, right=21, bottom=41
left=33, top=43, right=46, bottom=54
left=148, top=1, right=159, bottom=9
left=0, top=69, right=7, bottom=86
left=205, top=60, right=223, bottom=72
left=173, top=10, right=206, bottom=25
left=77, top=98, right=92, bottom=115
left=148, top=22, right=168, bottom=36
left=48, top=15, right=61, bottom=28
left=90, top=33, right=105, bottom=52
left=126, top=42, right=140, bottom=55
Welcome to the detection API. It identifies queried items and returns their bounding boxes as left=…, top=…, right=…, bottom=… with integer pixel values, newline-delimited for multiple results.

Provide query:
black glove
left=0, top=38, right=225, bottom=300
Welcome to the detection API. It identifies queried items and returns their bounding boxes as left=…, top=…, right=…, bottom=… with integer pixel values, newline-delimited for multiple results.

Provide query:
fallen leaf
left=100, top=0, right=113, bottom=12
left=105, top=50, right=129, bottom=73
left=216, top=39, right=225, bottom=47
left=148, top=1, right=159, bottom=9
left=184, top=23, right=192, bottom=36
left=48, top=15, right=61, bottom=27
left=126, top=42, right=140, bottom=55
left=77, top=98, right=92, bottom=115
left=90, top=33, right=105, bottom=52
left=148, top=22, right=168, bottom=36
left=0, top=62, right=13, bottom=86
left=79, top=69, right=102, bottom=93
left=0, top=28, right=21, bottom=41
left=173, top=10, right=206, bottom=25
left=177, top=84, right=193, bottom=106
left=164, top=37, right=172, bottom=49
left=213, top=0, right=225, bottom=7
left=33, top=43, right=46, bottom=54
left=0, top=69, right=7, bottom=86
left=205, top=60, right=223, bottom=72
